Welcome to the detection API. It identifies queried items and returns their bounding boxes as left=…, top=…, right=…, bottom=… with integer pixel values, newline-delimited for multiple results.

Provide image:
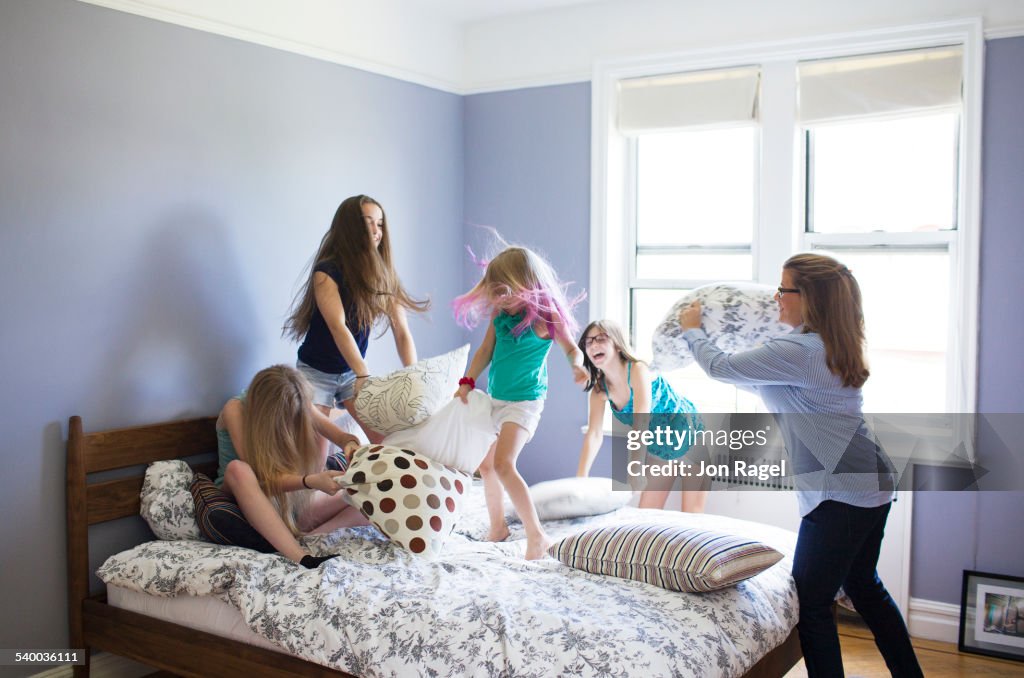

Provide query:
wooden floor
left=784, top=612, right=1024, bottom=677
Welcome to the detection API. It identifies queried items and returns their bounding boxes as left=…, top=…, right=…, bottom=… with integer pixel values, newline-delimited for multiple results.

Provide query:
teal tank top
left=604, top=362, right=703, bottom=460
left=488, top=312, right=553, bottom=401
left=214, top=390, right=246, bottom=487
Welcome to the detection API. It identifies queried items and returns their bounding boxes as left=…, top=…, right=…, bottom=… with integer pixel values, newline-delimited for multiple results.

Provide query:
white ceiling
left=77, top=0, right=1024, bottom=93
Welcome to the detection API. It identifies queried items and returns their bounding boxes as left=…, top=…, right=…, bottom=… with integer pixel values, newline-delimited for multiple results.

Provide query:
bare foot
left=524, top=534, right=555, bottom=560
left=486, top=525, right=510, bottom=542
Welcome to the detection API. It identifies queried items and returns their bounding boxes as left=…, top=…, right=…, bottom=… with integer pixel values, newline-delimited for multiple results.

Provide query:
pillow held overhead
left=650, top=283, right=790, bottom=372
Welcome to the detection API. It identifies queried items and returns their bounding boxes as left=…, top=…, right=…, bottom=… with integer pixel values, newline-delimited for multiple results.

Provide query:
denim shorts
left=296, top=360, right=357, bottom=409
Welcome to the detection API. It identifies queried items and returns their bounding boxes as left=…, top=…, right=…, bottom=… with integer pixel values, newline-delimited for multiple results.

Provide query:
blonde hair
left=453, top=246, right=583, bottom=339
left=284, top=195, right=429, bottom=340
left=784, top=252, right=870, bottom=388
left=242, top=365, right=321, bottom=536
left=577, top=319, right=644, bottom=392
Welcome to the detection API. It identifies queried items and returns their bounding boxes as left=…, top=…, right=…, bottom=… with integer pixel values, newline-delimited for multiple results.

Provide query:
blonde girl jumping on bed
left=284, top=194, right=430, bottom=443
left=454, top=246, right=588, bottom=560
left=576, top=320, right=708, bottom=513
left=216, top=365, right=367, bottom=568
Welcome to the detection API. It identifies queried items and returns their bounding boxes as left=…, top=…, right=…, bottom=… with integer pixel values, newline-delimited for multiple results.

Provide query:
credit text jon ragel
left=625, top=424, right=786, bottom=482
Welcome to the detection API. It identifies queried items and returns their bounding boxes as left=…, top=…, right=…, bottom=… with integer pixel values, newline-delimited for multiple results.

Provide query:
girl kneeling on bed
left=577, top=320, right=707, bottom=513
left=215, top=365, right=367, bottom=568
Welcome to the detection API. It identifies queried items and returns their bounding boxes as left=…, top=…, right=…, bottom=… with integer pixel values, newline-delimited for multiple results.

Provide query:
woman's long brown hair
left=284, top=195, right=429, bottom=340
left=243, top=365, right=320, bottom=536
left=785, top=252, right=870, bottom=388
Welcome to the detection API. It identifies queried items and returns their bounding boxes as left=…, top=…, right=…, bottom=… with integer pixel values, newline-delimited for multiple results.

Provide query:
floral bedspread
left=98, top=492, right=798, bottom=678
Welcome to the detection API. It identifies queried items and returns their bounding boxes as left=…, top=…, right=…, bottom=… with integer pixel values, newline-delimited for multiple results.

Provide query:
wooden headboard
left=65, top=415, right=218, bottom=656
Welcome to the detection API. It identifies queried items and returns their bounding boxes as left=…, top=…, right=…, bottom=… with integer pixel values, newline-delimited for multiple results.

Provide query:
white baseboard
left=31, top=652, right=152, bottom=678
left=908, top=597, right=962, bottom=644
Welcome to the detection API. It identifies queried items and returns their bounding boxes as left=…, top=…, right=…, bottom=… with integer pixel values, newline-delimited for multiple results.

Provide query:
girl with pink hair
left=454, top=246, right=587, bottom=559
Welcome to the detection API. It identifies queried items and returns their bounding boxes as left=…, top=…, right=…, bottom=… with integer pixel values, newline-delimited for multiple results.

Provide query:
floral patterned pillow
left=337, top=444, right=472, bottom=558
left=549, top=523, right=783, bottom=593
left=140, top=460, right=202, bottom=541
left=650, top=283, right=791, bottom=372
left=353, top=344, right=469, bottom=435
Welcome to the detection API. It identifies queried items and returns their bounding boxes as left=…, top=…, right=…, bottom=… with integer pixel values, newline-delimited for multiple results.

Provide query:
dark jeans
left=792, top=500, right=923, bottom=678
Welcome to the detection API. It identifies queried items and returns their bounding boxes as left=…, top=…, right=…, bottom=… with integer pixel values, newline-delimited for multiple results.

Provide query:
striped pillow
left=189, top=474, right=275, bottom=553
left=548, top=523, right=783, bottom=592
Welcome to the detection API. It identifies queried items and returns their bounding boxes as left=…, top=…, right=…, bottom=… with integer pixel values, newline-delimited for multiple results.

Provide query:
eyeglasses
left=583, top=333, right=610, bottom=348
left=777, top=287, right=800, bottom=297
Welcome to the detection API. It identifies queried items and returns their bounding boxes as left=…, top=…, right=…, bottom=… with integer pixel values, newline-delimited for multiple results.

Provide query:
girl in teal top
left=577, top=320, right=707, bottom=513
left=454, top=245, right=588, bottom=560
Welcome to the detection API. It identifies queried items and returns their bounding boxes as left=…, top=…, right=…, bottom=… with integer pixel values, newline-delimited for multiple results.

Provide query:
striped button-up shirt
left=683, top=327, right=895, bottom=516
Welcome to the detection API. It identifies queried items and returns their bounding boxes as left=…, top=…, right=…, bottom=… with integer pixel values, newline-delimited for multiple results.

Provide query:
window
left=593, top=22, right=981, bottom=416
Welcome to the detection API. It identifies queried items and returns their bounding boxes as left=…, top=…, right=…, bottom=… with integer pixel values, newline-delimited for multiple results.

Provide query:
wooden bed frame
left=66, top=415, right=803, bottom=677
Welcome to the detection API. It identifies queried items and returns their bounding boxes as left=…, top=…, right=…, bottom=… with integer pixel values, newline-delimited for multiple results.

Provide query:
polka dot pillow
left=337, top=444, right=471, bottom=558
left=651, top=283, right=791, bottom=372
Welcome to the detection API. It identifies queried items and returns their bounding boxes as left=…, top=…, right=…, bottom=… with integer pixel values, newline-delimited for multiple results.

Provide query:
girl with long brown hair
left=576, top=319, right=706, bottom=512
left=284, top=195, right=429, bottom=442
left=679, top=253, right=920, bottom=677
left=216, top=365, right=365, bottom=568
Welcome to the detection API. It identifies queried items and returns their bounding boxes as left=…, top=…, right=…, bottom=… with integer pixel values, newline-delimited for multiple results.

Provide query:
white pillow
left=651, top=282, right=791, bottom=372
left=529, top=477, right=632, bottom=521
left=382, top=390, right=496, bottom=472
left=139, top=460, right=202, bottom=541
left=353, top=344, right=469, bottom=435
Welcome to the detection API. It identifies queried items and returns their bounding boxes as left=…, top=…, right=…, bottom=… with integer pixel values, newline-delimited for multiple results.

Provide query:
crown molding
left=75, top=1, right=1024, bottom=95
left=985, top=22, right=1024, bottom=39
left=75, top=0, right=465, bottom=94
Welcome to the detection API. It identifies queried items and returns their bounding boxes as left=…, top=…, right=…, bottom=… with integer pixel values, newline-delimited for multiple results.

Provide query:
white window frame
left=590, top=18, right=983, bottom=416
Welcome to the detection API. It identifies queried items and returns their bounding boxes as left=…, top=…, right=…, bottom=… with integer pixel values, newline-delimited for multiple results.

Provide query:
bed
left=67, top=415, right=804, bottom=677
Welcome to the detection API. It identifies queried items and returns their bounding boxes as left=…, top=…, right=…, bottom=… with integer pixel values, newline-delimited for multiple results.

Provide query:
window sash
left=593, top=20, right=982, bottom=417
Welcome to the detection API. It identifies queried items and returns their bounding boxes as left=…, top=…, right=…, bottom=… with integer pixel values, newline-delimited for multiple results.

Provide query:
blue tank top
left=214, top=391, right=246, bottom=487
left=603, top=362, right=703, bottom=460
left=297, top=260, right=370, bottom=374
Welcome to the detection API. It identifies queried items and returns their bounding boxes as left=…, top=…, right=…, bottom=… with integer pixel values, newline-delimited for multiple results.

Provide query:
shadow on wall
left=91, top=208, right=261, bottom=422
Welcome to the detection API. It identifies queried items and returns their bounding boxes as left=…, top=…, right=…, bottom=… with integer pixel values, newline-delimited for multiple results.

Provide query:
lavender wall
left=0, top=0, right=462, bottom=666
left=463, top=83, right=605, bottom=481
left=910, top=36, right=1024, bottom=603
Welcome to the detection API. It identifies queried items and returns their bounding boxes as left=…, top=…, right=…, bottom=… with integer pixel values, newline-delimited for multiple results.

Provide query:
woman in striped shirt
left=678, top=253, right=922, bottom=678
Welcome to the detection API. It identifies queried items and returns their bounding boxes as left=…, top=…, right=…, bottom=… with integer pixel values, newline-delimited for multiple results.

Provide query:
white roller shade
left=798, top=46, right=962, bottom=125
left=617, top=66, right=760, bottom=135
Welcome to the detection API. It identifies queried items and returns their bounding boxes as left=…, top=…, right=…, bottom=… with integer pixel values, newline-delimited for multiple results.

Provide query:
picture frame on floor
left=959, top=569, right=1024, bottom=663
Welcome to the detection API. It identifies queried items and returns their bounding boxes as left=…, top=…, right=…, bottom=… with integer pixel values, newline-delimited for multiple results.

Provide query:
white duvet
left=98, top=491, right=798, bottom=678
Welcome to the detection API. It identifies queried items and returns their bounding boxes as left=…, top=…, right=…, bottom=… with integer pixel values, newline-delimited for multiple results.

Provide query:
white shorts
left=491, top=398, right=545, bottom=442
